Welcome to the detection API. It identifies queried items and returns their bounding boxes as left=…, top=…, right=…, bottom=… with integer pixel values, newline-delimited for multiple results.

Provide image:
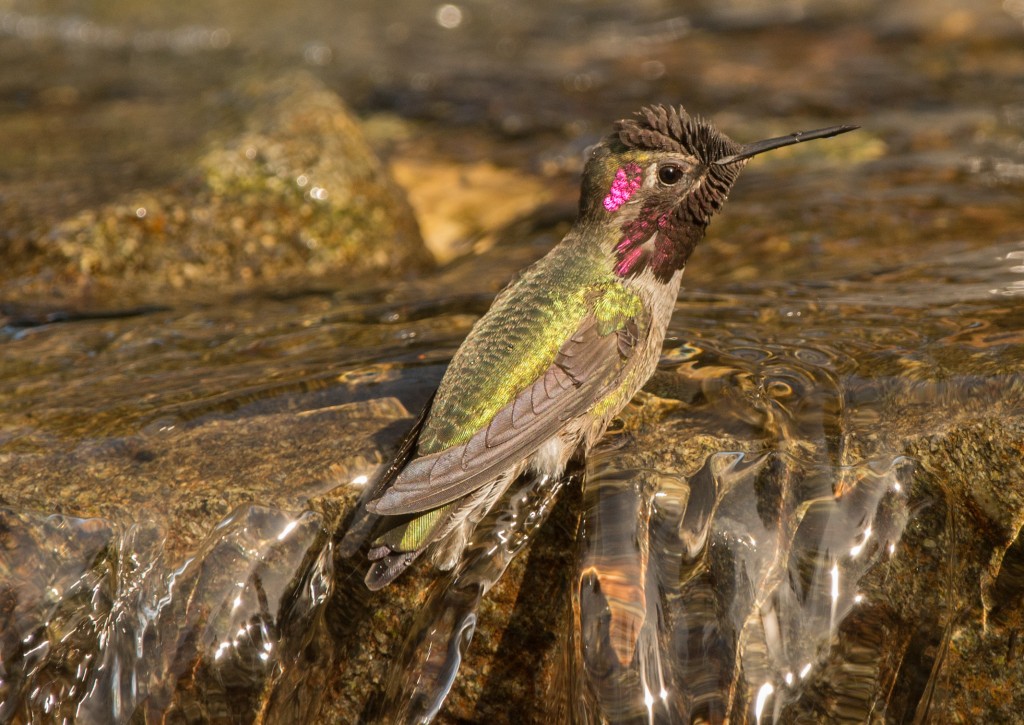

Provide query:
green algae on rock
left=0, top=72, right=430, bottom=307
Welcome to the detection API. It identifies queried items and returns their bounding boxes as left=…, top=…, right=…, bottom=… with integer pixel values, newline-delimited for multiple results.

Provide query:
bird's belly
left=528, top=432, right=576, bottom=478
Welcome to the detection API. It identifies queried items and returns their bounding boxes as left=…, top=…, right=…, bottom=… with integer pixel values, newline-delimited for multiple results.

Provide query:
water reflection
left=371, top=469, right=573, bottom=724
left=563, top=437, right=914, bottom=723
left=0, top=506, right=329, bottom=724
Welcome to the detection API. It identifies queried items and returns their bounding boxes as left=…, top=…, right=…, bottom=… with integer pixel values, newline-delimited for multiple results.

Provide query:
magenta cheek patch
left=603, top=163, right=642, bottom=212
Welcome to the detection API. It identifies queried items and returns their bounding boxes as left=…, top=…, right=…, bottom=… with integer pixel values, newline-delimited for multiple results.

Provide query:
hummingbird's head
left=580, top=105, right=856, bottom=283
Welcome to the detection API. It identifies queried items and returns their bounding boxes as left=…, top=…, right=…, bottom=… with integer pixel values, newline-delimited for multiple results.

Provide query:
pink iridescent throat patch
left=603, top=163, right=642, bottom=212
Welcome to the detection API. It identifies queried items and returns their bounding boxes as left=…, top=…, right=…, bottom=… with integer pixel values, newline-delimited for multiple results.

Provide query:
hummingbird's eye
left=657, top=164, right=685, bottom=186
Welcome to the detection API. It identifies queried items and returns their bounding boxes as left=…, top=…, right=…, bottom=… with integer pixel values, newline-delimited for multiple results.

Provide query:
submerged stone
left=0, top=72, right=430, bottom=307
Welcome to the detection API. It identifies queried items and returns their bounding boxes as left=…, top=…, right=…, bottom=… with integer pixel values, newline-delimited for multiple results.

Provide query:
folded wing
left=368, top=313, right=642, bottom=515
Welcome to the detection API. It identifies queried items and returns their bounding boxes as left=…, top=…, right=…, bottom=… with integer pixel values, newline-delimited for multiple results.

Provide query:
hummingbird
left=341, top=105, right=856, bottom=590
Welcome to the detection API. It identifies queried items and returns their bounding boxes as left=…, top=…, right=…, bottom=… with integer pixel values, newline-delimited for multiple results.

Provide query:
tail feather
left=365, top=550, right=420, bottom=590
left=336, top=394, right=434, bottom=558
left=363, top=469, right=518, bottom=588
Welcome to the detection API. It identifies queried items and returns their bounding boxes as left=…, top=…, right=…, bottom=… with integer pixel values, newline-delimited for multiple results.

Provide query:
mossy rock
left=1, top=72, right=430, bottom=306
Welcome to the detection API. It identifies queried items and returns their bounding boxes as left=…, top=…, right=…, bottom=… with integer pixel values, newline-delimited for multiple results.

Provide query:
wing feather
left=367, top=312, right=641, bottom=515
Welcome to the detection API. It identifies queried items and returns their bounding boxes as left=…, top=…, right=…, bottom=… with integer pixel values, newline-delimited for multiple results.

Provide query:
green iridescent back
left=416, top=231, right=633, bottom=455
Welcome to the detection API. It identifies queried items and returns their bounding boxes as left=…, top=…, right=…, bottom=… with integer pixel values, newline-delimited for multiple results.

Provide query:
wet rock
left=390, top=157, right=553, bottom=263
left=0, top=72, right=430, bottom=307
left=0, top=394, right=410, bottom=722
left=0, top=396, right=407, bottom=565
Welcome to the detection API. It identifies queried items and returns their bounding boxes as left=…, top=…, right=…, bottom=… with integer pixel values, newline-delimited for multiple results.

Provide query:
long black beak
left=714, top=124, right=859, bottom=165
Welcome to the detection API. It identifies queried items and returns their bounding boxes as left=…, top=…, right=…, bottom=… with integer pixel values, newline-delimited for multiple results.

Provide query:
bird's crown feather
left=614, top=105, right=740, bottom=164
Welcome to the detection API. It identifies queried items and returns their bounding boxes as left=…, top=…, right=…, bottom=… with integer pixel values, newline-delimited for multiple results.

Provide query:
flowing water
left=3, top=0, right=1024, bottom=723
